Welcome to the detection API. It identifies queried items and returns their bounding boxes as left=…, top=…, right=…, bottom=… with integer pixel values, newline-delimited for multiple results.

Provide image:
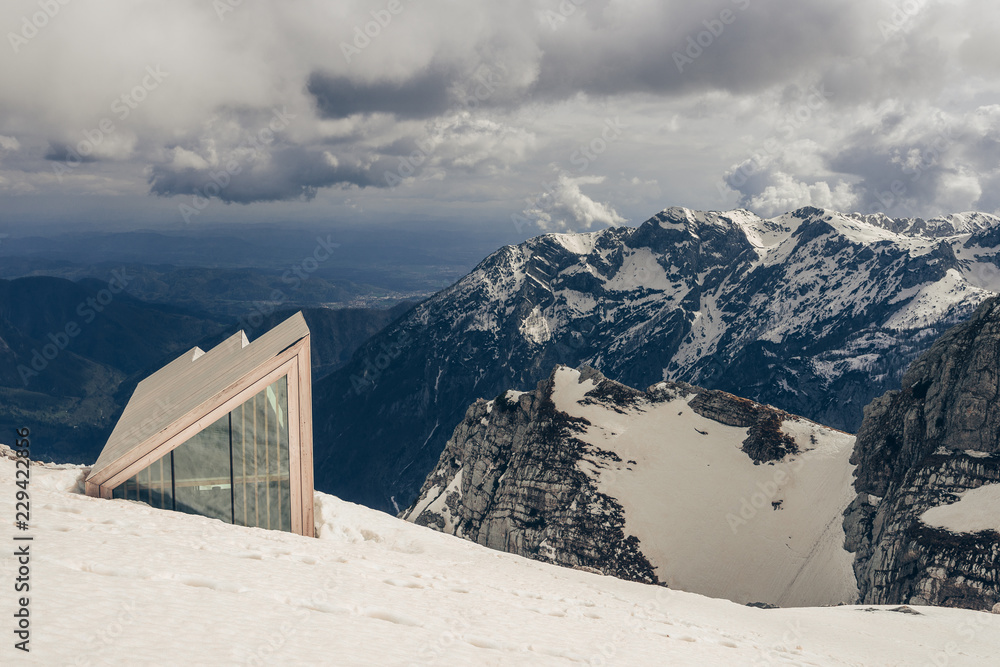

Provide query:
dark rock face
left=404, top=369, right=660, bottom=585
left=314, top=207, right=999, bottom=512
left=687, top=390, right=800, bottom=464
left=845, top=297, right=1000, bottom=610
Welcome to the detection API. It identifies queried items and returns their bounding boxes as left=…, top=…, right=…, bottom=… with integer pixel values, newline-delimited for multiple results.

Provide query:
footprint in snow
left=360, top=607, right=423, bottom=627
left=51, top=504, right=84, bottom=514
left=382, top=577, right=425, bottom=589
left=176, top=576, right=247, bottom=594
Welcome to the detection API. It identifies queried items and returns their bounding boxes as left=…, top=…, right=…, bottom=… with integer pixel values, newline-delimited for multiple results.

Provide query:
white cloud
left=745, top=173, right=859, bottom=218
left=527, top=174, right=625, bottom=232
left=0, top=135, right=20, bottom=152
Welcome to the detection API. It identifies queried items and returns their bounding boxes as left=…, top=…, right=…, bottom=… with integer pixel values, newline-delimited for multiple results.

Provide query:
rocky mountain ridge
left=315, top=206, right=1000, bottom=512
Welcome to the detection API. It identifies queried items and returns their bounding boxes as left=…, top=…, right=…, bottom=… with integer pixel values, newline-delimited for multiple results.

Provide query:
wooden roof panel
left=88, top=312, right=309, bottom=481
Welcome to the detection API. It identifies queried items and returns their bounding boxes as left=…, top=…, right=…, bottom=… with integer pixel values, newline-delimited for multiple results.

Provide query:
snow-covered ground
left=550, top=367, right=859, bottom=608
left=2, top=452, right=1000, bottom=666
left=921, top=484, right=1000, bottom=534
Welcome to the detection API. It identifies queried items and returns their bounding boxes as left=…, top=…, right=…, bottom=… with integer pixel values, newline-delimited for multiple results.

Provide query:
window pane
left=172, top=414, right=233, bottom=523
left=233, top=376, right=291, bottom=531
left=233, top=400, right=250, bottom=528
left=112, top=454, right=173, bottom=510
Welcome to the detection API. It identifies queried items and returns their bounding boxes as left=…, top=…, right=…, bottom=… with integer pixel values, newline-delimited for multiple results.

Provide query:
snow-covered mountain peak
left=313, top=205, right=1000, bottom=515
left=634, top=206, right=997, bottom=260
left=544, top=230, right=605, bottom=256
left=845, top=210, right=1000, bottom=238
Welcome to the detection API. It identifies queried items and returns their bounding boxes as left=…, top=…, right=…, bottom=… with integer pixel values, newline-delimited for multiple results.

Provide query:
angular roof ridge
left=88, top=311, right=309, bottom=483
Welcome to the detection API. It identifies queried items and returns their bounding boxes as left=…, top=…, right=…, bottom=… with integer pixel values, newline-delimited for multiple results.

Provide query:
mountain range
left=314, top=206, right=1000, bottom=513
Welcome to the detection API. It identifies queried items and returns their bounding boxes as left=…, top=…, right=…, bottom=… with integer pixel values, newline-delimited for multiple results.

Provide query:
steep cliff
left=845, top=297, right=1000, bottom=610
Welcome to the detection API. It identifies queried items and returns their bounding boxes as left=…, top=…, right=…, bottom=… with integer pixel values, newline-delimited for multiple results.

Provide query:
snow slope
left=550, top=367, right=859, bottom=608
left=3, top=452, right=1000, bottom=666
left=921, top=484, right=1000, bottom=534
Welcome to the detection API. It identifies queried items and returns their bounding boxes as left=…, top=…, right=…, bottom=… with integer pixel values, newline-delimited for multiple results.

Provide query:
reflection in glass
left=110, top=375, right=291, bottom=532
left=172, top=414, right=232, bottom=522
left=233, top=376, right=290, bottom=531
left=112, top=455, right=172, bottom=509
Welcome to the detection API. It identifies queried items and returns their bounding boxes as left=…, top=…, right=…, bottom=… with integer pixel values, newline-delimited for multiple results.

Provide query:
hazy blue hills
left=0, top=273, right=419, bottom=466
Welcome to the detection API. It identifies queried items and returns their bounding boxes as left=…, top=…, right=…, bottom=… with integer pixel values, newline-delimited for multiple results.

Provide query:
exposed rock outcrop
left=404, top=368, right=660, bottom=585
left=404, top=365, right=858, bottom=607
left=845, top=297, right=1000, bottom=610
left=686, top=390, right=800, bottom=463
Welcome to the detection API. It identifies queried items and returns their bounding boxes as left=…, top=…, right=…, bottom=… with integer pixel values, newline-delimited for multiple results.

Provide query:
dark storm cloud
left=44, top=143, right=99, bottom=164
left=527, top=0, right=881, bottom=100
left=307, top=66, right=456, bottom=119
left=148, top=146, right=393, bottom=204
left=309, top=1, right=894, bottom=117
left=830, top=114, right=999, bottom=215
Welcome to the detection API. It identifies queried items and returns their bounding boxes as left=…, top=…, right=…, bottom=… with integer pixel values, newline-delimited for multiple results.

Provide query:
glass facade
left=173, top=414, right=233, bottom=522
left=112, top=376, right=291, bottom=532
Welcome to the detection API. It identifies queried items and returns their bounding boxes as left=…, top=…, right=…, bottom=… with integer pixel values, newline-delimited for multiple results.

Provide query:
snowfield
left=921, top=484, right=1000, bottom=535
left=3, top=451, right=1000, bottom=666
left=550, top=367, right=859, bottom=608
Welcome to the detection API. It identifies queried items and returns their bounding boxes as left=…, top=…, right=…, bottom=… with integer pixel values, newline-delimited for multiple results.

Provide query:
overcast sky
left=1, top=0, right=998, bottom=237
